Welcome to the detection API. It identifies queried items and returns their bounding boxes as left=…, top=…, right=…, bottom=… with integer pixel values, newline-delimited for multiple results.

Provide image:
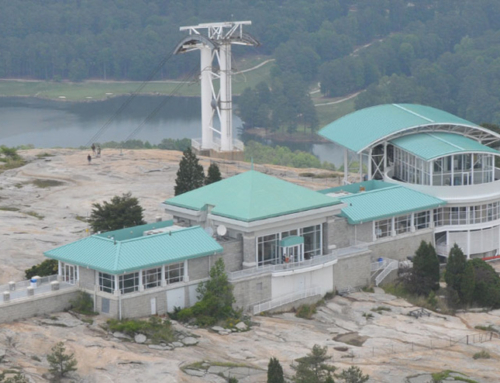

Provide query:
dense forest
left=3, top=0, right=500, bottom=124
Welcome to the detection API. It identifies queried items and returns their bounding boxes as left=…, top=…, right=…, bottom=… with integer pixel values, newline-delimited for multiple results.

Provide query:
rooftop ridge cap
left=340, top=185, right=401, bottom=199
left=393, top=104, right=434, bottom=123
left=119, top=225, right=200, bottom=243
left=113, top=241, right=122, bottom=271
left=426, top=132, right=465, bottom=151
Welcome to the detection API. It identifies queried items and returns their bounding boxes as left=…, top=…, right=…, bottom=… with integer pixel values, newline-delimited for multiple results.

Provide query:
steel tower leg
left=219, top=43, right=232, bottom=151
left=200, top=47, right=213, bottom=149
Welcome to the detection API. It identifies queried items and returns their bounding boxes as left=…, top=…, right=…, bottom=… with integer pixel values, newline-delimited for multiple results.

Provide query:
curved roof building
left=319, top=104, right=500, bottom=259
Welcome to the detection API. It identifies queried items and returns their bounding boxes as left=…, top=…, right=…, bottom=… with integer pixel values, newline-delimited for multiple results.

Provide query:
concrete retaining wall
left=369, top=230, right=434, bottom=261
left=0, top=288, right=79, bottom=324
left=332, top=250, right=372, bottom=290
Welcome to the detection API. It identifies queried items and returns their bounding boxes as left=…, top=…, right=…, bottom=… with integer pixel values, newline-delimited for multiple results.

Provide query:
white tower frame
left=175, top=21, right=259, bottom=152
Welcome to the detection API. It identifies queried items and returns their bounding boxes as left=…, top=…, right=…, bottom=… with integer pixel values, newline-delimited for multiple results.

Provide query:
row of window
left=434, top=203, right=500, bottom=226
left=99, top=263, right=184, bottom=294
left=392, top=147, right=495, bottom=186
left=375, top=211, right=430, bottom=239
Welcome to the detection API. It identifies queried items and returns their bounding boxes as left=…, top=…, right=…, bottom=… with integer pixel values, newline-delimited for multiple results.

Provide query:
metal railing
left=252, top=286, right=322, bottom=315
left=375, top=260, right=399, bottom=286
left=0, top=275, right=59, bottom=292
left=229, top=245, right=369, bottom=281
left=371, top=258, right=391, bottom=272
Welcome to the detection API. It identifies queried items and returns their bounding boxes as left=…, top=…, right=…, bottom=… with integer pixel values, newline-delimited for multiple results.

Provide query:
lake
left=0, top=96, right=345, bottom=166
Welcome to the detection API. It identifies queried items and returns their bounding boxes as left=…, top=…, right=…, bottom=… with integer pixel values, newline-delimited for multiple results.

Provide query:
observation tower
left=174, top=21, right=259, bottom=159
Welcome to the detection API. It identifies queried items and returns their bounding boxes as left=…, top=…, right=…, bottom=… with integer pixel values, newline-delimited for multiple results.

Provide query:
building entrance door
left=64, top=264, right=76, bottom=284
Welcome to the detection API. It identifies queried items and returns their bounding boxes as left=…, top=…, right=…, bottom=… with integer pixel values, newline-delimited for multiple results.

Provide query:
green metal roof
left=390, top=132, right=500, bottom=161
left=95, top=220, right=174, bottom=241
left=318, top=180, right=394, bottom=196
left=165, top=170, right=341, bottom=222
left=318, top=104, right=480, bottom=153
left=280, top=236, right=304, bottom=247
left=336, top=185, right=446, bottom=225
left=44, top=226, right=223, bottom=274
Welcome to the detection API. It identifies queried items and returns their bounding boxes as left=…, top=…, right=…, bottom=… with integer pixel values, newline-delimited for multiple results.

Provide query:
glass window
left=165, top=263, right=184, bottom=284
left=99, top=272, right=114, bottom=294
left=395, top=215, right=411, bottom=234
left=257, top=233, right=279, bottom=266
left=375, top=219, right=391, bottom=238
left=143, top=267, right=162, bottom=289
left=301, top=225, right=321, bottom=259
left=119, top=272, right=139, bottom=294
left=414, top=211, right=430, bottom=229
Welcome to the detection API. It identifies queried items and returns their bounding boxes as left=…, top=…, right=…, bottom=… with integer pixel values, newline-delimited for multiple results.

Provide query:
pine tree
left=205, top=162, right=222, bottom=185
left=460, top=261, right=475, bottom=305
left=445, top=244, right=467, bottom=292
left=47, top=342, right=78, bottom=381
left=88, top=192, right=145, bottom=233
left=292, top=344, right=335, bottom=383
left=174, top=147, right=205, bottom=196
left=267, top=357, right=285, bottom=383
left=337, top=366, right=369, bottom=383
left=410, top=241, right=439, bottom=295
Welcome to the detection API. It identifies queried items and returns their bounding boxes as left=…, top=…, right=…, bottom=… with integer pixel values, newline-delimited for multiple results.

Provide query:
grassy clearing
left=315, top=97, right=356, bottom=126
left=472, top=350, right=490, bottom=360
left=431, top=370, right=477, bottom=383
left=106, top=317, right=175, bottom=344
left=0, top=57, right=272, bottom=101
left=31, top=179, right=65, bottom=188
left=0, top=206, right=20, bottom=212
left=475, top=325, right=500, bottom=333
left=181, top=360, right=254, bottom=372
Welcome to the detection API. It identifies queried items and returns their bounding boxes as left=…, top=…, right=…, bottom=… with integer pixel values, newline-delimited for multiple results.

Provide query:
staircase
left=375, top=260, right=399, bottom=286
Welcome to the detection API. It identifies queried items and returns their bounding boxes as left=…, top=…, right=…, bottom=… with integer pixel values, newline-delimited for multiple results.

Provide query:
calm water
left=0, top=96, right=344, bottom=166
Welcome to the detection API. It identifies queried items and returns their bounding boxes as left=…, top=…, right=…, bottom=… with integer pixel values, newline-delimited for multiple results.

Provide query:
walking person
left=87, top=154, right=92, bottom=165
left=91, top=143, right=96, bottom=155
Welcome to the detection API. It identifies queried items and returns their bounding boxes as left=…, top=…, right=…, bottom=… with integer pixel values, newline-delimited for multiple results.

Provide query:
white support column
left=344, top=148, right=348, bottom=184
left=161, top=265, right=166, bottom=287
left=446, top=231, right=449, bottom=257
left=471, top=154, right=474, bottom=185
left=200, top=46, right=213, bottom=149
left=359, top=153, right=363, bottom=181
left=219, top=43, right=232, bottom=151
left=383, top=142, right=387, bottom=173
left=429, top=210, right=434, bottom=228
left=429, top=161, right=433, bottom=186
left=114, top=274, right=120, bottom=296
left=138, top=269, right=144, bottom=292
left=58, top=261, right=62, bottom=276
left=372, top=222, right=376, bottom=242
left=411, top=213, right=415, bottom=232
left=451, top=155, right=454, bottom=185
left=391, top=217, right=396, bottom=237
left=183, top=260, right=189, bottom=282
left=368, top=148, right=373, bottom=180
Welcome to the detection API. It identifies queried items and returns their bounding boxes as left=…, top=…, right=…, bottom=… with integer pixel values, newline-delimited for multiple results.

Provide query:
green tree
left=292, top=344, right=335, bottom=383
left=47, top=342, right=78, bottom=381
left=205, top=163, right=222, bottom=185
left=191, top=258, right=236, bottom=324
left=406, top=241, right=440, bottom=296
left=337, top=366, right=369, bottom=383
left=267, top=357, right=285, bottom=383
left=459, top=261, right=475, bottom=305
left=0, top=372, right=29, bottom=383
left=174, top=147, right=205, bottom=196
left=25, top=259, right=58, bottom=279
left=88, top=192, right=146, bottom=233
left=469, top=258, right=500, bottom=308
left=445, top=244, right=467, bottom=292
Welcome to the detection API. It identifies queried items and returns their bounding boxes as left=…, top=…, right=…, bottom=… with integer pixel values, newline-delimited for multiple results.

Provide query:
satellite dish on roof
left=217, top=225, right=227, bottom=236
left=205, top=227, right=214, bottom=236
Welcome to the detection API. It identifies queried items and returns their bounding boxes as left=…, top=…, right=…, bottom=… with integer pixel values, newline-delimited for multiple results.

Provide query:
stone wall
left=332, top=250, right=372, bottom=290
left=78, top=267, right=95, bottom=290
left=328, top=217, right=353, bottom=249
left=0, top=288, right=79, bottom=324
left=220, top=239, right=243, bottom=272
left=368, top=229, right=434, bottom=261
left=232, top=274, right=272, bottom=311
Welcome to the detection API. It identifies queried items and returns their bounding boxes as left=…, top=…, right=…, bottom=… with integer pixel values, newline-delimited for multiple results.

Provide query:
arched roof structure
left=318, top=104, right=500, bottom=154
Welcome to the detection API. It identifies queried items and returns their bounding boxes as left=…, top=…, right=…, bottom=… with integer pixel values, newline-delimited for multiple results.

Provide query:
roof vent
left=359, top=186, right=366, bottom=192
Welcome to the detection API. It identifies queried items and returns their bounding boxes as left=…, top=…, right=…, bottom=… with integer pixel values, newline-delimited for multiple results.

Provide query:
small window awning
left=280, top=236, right=304, bottom=247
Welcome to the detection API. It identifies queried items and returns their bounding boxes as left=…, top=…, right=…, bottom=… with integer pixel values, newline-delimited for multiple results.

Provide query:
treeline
left=0, top=0, right=436, bottom=82
left=82, top=138, right=191, bottom=151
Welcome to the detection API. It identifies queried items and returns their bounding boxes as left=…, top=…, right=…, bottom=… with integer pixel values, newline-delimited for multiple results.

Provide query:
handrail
left=375, top=260, right=398, bottom=286
left=252, top=286, right=322, bottom=315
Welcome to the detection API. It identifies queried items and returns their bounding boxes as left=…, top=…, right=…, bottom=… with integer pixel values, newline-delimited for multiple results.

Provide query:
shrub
left=25, top=259, right=58, bottom=279
left=70, top=291, right=97, bottom=315
left=473, top=350, right=490, bottom=360
left=295, top=304, right=317, bottom=319
left=107, top=317, right=174, bottom=344
left=47, top=342, right=78, bottom=381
